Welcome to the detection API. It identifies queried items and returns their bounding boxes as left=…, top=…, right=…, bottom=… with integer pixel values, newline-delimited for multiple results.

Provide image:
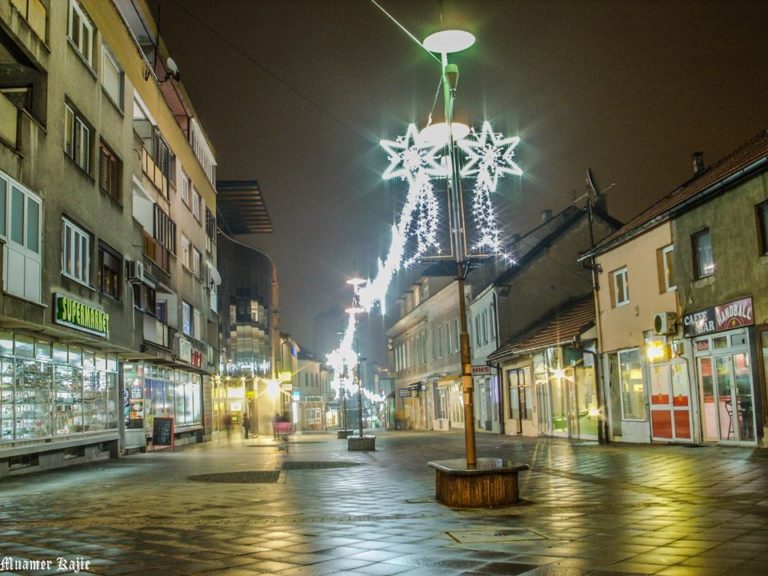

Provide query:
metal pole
left=358, top=357, right=364, bottom=437
left=442, top=53, right=477, bottom=470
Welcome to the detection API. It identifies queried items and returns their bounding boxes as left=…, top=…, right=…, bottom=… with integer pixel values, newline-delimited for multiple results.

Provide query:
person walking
left=242, top=413, right=251, bottom=439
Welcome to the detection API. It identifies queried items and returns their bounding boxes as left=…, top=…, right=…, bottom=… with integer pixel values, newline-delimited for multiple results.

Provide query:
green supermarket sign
left=54, top=293, right=110, bottom=337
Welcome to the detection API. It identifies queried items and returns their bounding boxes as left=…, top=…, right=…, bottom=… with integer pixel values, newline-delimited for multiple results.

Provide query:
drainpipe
left=488, top=361, right=505, bottom=435
left=584, top=196, right=609, bottom=444
left=580, top=346, right=607, bottom=444
left=490, top=292, right=505, bottom=435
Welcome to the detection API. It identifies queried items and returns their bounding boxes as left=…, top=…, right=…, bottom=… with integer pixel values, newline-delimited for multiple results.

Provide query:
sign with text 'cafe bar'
left=683, top=296, right=753, bottom=337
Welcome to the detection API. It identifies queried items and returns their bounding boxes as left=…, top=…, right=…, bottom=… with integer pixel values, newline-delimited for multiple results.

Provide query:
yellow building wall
left=596, top=223, right=679, bottom=353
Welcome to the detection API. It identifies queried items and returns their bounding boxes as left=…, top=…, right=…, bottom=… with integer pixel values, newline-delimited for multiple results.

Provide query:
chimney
left=692, top=152, right=705, bottom=175
left=540, top=209, right=553, bottom=223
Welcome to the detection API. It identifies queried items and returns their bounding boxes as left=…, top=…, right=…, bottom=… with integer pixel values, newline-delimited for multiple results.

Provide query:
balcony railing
left=143, top=313, right=170, bottom=349
left=141, top=148, right=169, bottom=198
left=0, top=92, right=18, bottom=148
left=10, top=0, right=47, bottom=41
left=142, top=230, right=170, bottom=274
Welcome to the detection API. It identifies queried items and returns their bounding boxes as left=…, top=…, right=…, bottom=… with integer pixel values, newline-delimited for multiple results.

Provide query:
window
left=99, top=140, right=122, bottom=203
left=180, top=235, right=191, bottom=270
left=205, top=208, right=216, bottom=252
left=192, top=247, right=201, bottom=278
left=657, top=244, right=676, bottom=292
left=193, top=308, right=202, bottom=340
left=181, top=172, right=190, bottom=206
left=692, top=228, right=714, bottom=278
left=489, top=304, right=496, bottom=340
left=757, top=200, right=768, bottom=255
left=62, top=218, right=90, bottom=285
left=1, top=175, right=42, bottom=301
left=192, top=188, right=201, bottom=222
left=154, top=205, right=176, bottom=255
left=182, top=301, right=192, bottom=336
left=98, top=242, right=121, bottom=299
left=101, top=45, right=124, bottom=110
left=618, top=349, right=646, bottom=420
left=67, top=0, right=94, bottom=67
left=64, top=103, right=91, bottom=173
left=611, top=267, right=629, bottom=307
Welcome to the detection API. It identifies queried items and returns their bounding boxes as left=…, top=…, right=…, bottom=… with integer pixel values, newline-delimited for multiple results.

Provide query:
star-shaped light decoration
left=458, top=121, right=522, bottom=190
left=381, top=124, right=445, bottom=182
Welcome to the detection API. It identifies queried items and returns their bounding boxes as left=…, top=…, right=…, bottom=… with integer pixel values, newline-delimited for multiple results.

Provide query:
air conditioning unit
left=653, top=312, right=676, bottom=335
left=128, top=260, right=145, bottom=282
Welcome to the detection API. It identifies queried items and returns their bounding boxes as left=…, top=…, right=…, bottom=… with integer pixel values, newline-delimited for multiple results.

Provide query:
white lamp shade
left=419, top=122, right=470, bottom=147
left=422, top=30, right=476, bottom=54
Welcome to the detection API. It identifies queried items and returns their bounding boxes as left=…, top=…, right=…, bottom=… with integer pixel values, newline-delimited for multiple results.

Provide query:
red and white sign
left=472, top=365, right=492, bottom=376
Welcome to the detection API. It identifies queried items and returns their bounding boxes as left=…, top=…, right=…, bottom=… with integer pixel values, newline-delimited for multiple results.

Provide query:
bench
left=427, top=458, right=530, bottom=508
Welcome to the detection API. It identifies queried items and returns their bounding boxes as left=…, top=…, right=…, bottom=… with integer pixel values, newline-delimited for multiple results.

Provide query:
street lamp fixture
left=346, top=278, right=368, bottom=440
left=424, top=28, right=478, bottom=470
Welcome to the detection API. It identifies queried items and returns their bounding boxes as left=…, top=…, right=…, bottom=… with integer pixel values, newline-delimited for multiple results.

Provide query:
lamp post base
left=347, top=435, right=376, bottom=451
left=428, top=458, right=529, bottom=508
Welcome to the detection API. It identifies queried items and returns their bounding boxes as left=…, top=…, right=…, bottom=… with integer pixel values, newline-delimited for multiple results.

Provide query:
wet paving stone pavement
left=1, top=431, right=768, bottom=575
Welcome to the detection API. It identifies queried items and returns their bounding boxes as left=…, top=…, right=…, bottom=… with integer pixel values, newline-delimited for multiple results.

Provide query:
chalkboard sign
left=152, top=417, right=174, bottom=447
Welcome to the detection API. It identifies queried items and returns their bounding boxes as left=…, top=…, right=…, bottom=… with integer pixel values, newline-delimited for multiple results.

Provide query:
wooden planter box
left=347, top=435, right=376, bottom=451
left=428, top=458, right=529, bottom=508
left=337, top=429, right=353, bottom=439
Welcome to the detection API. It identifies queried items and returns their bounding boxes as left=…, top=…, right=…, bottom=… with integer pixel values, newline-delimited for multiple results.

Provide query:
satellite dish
left=165, top=57, right=181, bottom=82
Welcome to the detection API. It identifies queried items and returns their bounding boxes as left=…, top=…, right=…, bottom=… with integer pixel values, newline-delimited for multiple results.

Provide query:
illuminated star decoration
left=459, top=121, right=522, bottom=252
left=381, top=124, right=446, bottom=266
left=327, top=121, right=523, bottom=403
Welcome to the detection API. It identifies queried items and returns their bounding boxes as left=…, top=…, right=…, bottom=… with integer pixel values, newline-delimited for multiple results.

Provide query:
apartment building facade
left=0, top=0, right=219, bottom=475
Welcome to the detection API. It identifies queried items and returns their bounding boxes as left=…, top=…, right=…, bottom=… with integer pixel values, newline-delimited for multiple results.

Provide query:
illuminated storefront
left=0, top=331, right=119, bottom=446
left=123, top=363, right=203, bottom=446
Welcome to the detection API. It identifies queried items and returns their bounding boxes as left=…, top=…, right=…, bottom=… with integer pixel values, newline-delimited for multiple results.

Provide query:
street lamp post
left=423, top=30, right=478, bottom=470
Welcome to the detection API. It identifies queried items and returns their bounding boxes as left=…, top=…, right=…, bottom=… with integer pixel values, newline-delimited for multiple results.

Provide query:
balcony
left=142, top=230, right=170, bottom=275
left=10, top=0, right=46, bottom=42
left=0, top=92, right=18, bottom=149
left=143, top=313, right=170, bottom=349
left=141, top=148, right=169, bottom=197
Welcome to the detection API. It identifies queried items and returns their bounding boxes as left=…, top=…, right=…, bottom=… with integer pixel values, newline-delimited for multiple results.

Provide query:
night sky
left=157, top=0, right=768, bottom=355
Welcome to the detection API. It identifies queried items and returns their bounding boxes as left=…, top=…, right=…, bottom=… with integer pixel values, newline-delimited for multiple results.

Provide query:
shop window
left=99, top=140, right=122, bottom=204
left=62, top=217, right=91, bottom=286
left=67, top=0, right=95, bottom=68
left=692, top=228, right=714, bottom=278
left=64, top=103, right=91, bottom=174
left=619, top=349, right=646, bottom=420
left=98, top=242, right=121, bottom=299
left=657, top=244, right=676, bottom=293
left=507, top=368, right=532, bottom=422
left=101, top=45, right=124, bottom=110
left=757, top=200, right=768, bottom=255
left=611, top=267, right=629, bottom=307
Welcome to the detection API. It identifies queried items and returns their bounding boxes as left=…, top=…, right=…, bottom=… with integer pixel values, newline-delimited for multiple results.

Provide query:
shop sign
left=683, top=297, right=753, bottom=337
left=54, top=293, right=109, bottom=337
left=472, top=365, right=492, bottom=376
left=399, top=388, right=412, bottom=397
